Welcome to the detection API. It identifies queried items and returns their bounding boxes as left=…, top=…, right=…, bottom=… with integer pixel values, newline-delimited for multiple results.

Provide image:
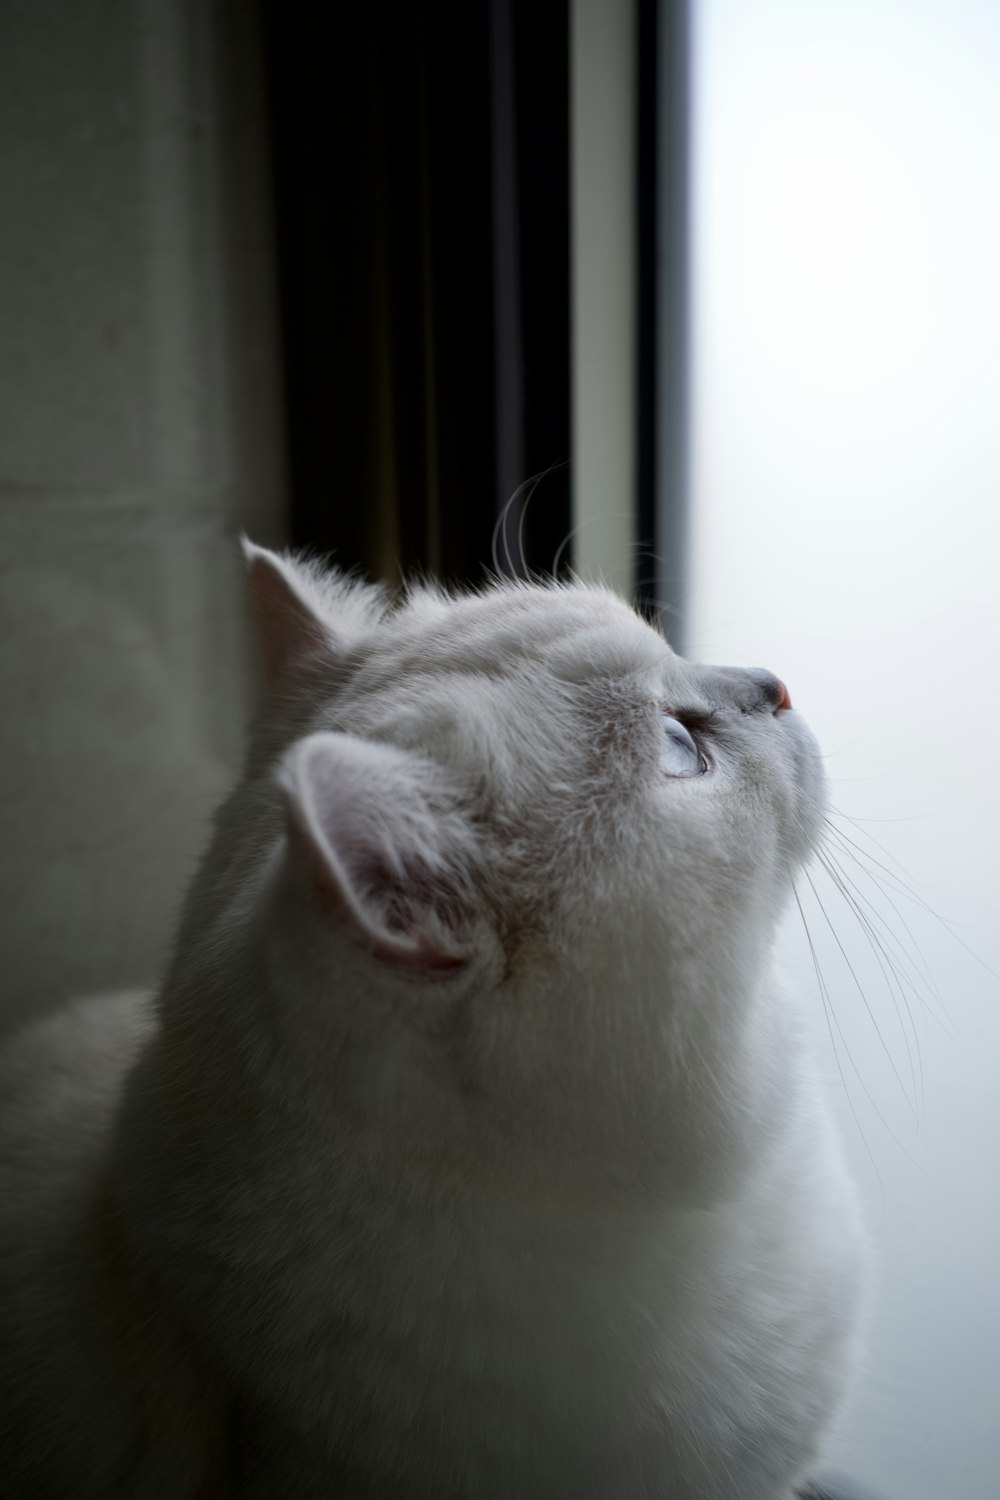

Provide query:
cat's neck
left=117, top=974, right=797, bottom=1271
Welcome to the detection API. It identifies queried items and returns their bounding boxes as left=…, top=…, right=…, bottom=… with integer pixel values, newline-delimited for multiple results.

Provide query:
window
left=685, top=3, right=1000, bottom=1493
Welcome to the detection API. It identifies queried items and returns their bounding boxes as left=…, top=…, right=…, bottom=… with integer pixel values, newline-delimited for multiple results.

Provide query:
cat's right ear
left=276, top=732, right=476, bottom=977
left=241, top=539, right=331, bottom=685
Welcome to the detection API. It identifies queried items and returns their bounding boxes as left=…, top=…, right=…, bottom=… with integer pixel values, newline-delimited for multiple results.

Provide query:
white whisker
left=792, top=881, right=886, bottom=1206
left=801, top=867, right=924, bottom=1147
left=816, top=848, right=925, bottom=1120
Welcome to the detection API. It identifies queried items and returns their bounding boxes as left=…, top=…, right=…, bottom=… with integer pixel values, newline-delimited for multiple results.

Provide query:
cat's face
left=192, top=546, right=825, bottom=1190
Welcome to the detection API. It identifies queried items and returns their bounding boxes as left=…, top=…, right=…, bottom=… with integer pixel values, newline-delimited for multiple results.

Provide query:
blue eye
left=660, top=716, right=706, bottom=778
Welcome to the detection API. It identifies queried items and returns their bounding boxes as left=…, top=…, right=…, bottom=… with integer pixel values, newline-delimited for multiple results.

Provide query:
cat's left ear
left=277, top=731, right=475, bottom=977
left=241, top=539, right=332, bottom=684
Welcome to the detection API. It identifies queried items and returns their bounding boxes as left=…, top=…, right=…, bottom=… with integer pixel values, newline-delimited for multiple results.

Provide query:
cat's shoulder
left=0, top=989, right=155, bottom=1159
left=0, top=992, right=230, bottom=1498
left=0, top=989, right=155, bottom=1275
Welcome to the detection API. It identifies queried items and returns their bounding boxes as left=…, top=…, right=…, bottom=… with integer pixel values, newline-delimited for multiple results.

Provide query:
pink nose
left=774, top=679, right=792, bottom=712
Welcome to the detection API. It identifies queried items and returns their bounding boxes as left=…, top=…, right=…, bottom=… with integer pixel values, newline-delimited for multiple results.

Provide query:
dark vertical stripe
left=636, top=0, right=660, bottom=620
left=261, top=0, right=570, bottom=587
left=655, top=0, right=693, bottom=652
left=421, top=1, right=498, bottom=586
left=261, top=0, right=372, bottom=566
left=511, top=0, right=572, bottom=578
left=489, top=0, right=527, bottom=576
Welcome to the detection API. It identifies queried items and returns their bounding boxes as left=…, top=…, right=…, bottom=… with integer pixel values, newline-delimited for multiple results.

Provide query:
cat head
left=174, top=543, right=825, bottom=1198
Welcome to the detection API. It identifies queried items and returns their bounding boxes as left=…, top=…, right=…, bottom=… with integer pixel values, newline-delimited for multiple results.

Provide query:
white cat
left=0, top=543, right=866, bottom=1497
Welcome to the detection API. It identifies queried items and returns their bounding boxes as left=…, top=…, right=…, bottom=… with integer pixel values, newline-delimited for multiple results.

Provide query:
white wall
left=0, top=0, right=286, bottom=1033
left=687, top=3, right=1000, bottom=1496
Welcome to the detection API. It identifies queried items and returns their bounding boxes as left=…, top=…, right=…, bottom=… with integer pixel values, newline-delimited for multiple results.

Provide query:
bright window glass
left=687, top=3, right=1000, bottom=1495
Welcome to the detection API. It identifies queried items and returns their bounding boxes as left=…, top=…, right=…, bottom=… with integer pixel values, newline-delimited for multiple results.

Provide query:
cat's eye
left=660, top=716, right=707, bottom=778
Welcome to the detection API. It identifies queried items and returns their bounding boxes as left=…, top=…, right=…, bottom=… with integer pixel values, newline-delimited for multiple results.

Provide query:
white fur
left=0, top=549, right=866, bottom=1497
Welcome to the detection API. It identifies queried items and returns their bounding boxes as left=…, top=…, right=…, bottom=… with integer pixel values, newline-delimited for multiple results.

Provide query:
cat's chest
left=137, top=1114, right=859, bottom=1500
left=227, top=1183, right=704, bottom=1476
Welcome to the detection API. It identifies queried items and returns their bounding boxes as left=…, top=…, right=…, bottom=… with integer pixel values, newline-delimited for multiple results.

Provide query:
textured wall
left=0, top=0, right=287, bottom=1032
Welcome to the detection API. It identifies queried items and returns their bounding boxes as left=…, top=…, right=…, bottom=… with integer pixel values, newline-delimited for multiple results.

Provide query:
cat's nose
left=752, top=669, right=792, bottom=713
left=701, top=666, right=791, bottom=714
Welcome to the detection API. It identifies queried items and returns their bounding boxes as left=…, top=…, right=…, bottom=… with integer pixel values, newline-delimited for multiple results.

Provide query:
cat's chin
left=776, top=709, right=828, bottom=867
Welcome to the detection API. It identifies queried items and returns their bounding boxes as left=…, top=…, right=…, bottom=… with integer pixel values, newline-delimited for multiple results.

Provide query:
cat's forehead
left=322, top=580, right=681, bottom=792
left=376, top=580, right=674, bottom=686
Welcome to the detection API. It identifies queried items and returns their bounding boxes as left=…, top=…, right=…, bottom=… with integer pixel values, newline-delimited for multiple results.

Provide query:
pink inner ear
left=363, top=928, right=467, bottom=976
left=243, top=542, right=329, bottom=684
left=279, top=732, right=470, bottom=979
